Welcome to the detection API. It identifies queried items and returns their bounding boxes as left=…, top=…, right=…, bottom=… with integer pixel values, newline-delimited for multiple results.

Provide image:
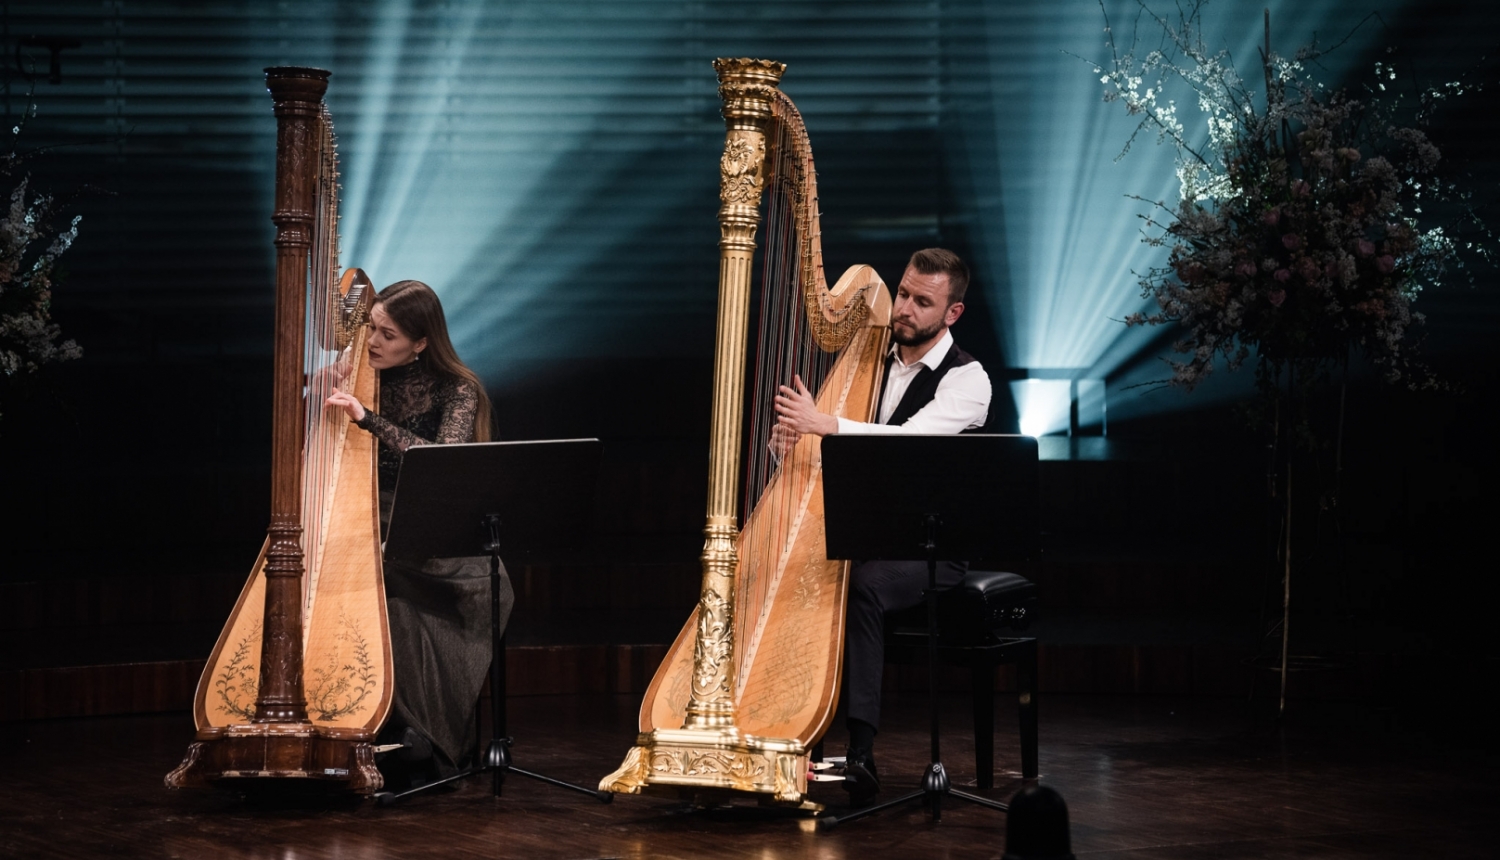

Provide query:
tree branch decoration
left=1, top=104, right=83, bottom=422
left=214, top=621, right=261, bottom=721
left=1095, top=0, right=1494, bottom=392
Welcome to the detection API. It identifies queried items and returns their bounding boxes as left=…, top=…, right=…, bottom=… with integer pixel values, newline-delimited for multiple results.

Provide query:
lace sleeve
left=355, top=376, right=479, bottom=450
left=433, top=379, right=480, bottom=444
left=355, top=410, right=431, bottom=453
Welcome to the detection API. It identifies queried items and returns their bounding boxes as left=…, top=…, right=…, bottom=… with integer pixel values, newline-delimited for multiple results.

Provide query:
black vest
left=878, top=340, right=988, bottom=430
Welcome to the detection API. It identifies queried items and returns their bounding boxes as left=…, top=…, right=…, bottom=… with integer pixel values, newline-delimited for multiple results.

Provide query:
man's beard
left=892, top=317, right=944, bottom=346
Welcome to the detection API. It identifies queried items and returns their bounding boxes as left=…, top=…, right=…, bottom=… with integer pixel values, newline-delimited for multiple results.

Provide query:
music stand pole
left=484, top=514, right=508, bottom=797
left=373, top=440, right=613, bottom=806
left=473, top=515, right=604, bottom=799
left=922, top=516, right=947, bottom=817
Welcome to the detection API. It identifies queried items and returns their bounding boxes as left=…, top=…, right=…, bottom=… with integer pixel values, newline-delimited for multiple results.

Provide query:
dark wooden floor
left=1, top=693, right=1492, bottom=859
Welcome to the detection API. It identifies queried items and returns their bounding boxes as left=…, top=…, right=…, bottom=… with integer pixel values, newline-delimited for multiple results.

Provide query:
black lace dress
left=354, top=359, right=512, bottom=786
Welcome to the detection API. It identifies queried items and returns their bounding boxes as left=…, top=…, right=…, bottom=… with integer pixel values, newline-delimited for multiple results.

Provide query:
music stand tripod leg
left=475, top=518, right=610, bottom=802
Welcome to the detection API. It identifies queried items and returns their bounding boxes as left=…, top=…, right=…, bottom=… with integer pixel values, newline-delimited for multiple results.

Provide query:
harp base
left=164, top=724, right=382, bottom=795
left=599, top=727, right=821, bottom=812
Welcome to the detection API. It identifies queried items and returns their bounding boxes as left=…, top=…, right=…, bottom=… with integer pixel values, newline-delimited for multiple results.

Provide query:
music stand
left=817, top=434, right=1039, bottom=828
left=373, top=438, right=612, bottom=805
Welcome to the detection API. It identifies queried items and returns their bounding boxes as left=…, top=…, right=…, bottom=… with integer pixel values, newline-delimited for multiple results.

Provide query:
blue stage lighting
left=297, top=0, right=1397, bottom=418
left=960, top=0, right=1393, bottom=428
left=1012, top=378, right=1071, bottom=438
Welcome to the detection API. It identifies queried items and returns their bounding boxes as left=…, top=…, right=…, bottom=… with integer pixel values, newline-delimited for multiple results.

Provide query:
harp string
left=734, top=108, right=841, bottom=681
left=302, top=107, right=344, bottom=623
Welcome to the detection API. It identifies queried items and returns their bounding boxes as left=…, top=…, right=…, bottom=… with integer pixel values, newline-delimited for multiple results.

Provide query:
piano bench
left=884, top=569, right=1039, bottom=787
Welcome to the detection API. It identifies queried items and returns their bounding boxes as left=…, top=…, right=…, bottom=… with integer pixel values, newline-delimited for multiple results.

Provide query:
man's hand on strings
left=769, top=424, right=802, bottom=458
left=326, top=388, right=367, bottom=422
left=774, top=375, right=838, bottom=437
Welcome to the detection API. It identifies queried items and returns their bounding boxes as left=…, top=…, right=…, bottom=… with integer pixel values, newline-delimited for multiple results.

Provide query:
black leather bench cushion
left=887, top=569, right=1036, bottom=644
left=955, top=570, right=1034, bottom=602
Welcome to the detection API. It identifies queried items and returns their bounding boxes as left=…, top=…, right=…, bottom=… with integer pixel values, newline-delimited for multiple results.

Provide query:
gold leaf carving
left=691, top=588, right=733, bottom=699
left=599, top=745, right=647, bottom=792
left=719, top=135, right=765, bottom=205
left=648, top=748, right=769, bottom=781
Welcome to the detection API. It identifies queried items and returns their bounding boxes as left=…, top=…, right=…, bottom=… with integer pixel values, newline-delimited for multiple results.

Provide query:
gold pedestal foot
left=601, top=727, right=819, bottom=812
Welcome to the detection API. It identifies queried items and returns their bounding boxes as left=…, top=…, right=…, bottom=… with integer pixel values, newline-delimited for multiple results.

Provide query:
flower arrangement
left=1096, top=0, right=1493, bottom=391
left=0, top=107, right=83, bottom=423
left=1094, top=2, right=1496, bottom=714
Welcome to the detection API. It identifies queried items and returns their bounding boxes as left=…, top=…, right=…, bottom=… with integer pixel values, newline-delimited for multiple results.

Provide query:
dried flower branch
left=1096, top=0, right=1494, bottom=391
left=0, top=100, right=85, bottom=424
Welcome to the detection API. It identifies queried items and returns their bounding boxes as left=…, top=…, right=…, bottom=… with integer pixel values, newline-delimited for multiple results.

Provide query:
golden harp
left=602, top=59, right=892, bottom=810
left=167, top=68, right=392, bottom=793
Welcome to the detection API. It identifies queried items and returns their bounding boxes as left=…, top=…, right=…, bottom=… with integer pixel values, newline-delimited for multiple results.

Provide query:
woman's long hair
left=373, top=280, right=493, bottom=442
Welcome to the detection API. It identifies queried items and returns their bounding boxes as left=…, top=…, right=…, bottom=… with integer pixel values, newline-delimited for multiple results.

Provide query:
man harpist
left=773, top=247, right=992, bottom=804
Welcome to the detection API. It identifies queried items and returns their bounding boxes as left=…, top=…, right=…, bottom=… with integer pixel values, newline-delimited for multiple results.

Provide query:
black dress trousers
left=843, top=559, right=967, bottom=730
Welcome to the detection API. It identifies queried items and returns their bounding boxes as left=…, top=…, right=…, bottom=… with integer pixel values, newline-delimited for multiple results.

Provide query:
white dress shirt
left=835, top=329, right=992, bottom=435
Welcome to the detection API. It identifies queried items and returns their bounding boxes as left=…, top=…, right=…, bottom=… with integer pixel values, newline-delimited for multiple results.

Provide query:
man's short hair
left=908, top=248, right=970, bottom=305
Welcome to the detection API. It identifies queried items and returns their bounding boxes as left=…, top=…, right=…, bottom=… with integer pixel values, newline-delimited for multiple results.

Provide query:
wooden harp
left=601, top=59, right=891, bottom=810
left=166, top=67, right=392, bottom=793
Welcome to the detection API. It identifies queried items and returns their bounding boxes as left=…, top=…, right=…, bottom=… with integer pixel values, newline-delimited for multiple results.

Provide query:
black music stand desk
left=818, top=433, right=1039, bottom=828
left=375, top=438, right=611, bottom=805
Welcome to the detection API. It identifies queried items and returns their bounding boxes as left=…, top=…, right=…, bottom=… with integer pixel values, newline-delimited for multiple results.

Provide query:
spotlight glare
left=964, top=0, right=1382, bottom=426
left=1010, top=378, right=1070, bottom=439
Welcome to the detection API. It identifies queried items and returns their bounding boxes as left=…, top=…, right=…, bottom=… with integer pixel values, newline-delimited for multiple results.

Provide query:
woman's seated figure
left=326, top=279, right=511, bottom=789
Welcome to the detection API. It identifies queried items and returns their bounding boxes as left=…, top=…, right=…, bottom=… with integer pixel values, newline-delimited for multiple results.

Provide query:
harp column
left=684, top=57, right=785, bottom=731
left=253, top=67, right=331, bottom=727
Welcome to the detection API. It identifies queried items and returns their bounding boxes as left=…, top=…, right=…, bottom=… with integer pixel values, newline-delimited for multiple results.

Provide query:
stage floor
left=2, top=692, right=1491, bottom=859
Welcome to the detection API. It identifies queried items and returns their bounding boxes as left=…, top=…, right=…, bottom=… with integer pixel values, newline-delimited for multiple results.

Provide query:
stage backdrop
left=1, top=1, right=1495, bottom=712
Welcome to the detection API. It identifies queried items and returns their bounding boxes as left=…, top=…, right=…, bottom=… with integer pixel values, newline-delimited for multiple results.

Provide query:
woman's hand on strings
left=774, top=375, right=838, bottom=437
left=325, top=388, right=367, bottom=422
left=308, top=360, right=352, bottom=396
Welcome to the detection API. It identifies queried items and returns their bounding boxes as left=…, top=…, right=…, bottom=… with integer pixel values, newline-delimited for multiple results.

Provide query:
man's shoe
left=842, top=748, right=880, bottom=806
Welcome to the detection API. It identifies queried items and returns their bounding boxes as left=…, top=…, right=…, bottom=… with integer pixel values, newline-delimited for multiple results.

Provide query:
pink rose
left=1376, top=255, right=1395, bottom=273
left=1268, top=289, right=1286, bottom=307
left=1282, top=234, right=1302, bottom=250
left=1292, top=179, right=1311, bottom=197
left=1274, top=269, right=1292, bottom=283
left=1235, top=260, right=1257, bottom=277
left=1357, top=239, right=1375, bottom=257
left=1262, top=209, right=1281, bottom=227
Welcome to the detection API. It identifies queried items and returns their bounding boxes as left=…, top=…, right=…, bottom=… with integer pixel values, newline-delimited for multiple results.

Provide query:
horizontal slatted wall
left=0, top=1, right=965, bottom=594
left=3, top=0, right=958, bottom=376
left=8, top=0, right=1490, bottom=385
left=4, top=0, right=1496, bottom=668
